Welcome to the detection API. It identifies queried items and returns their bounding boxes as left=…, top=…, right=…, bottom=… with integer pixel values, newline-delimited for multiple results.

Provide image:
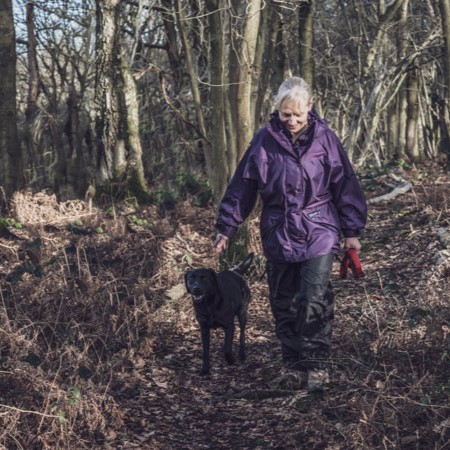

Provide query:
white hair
left=275, top=77, right=313, bottom=110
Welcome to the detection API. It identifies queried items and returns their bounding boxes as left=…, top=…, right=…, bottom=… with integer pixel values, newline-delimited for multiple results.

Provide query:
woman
left=214, top=77, right=367, bottom=392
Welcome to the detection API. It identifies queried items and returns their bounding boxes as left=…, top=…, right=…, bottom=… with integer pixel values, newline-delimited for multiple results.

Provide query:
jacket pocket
left=261, top=214, right=283, bottom=239
left=302, top=202, right=340, bottom=236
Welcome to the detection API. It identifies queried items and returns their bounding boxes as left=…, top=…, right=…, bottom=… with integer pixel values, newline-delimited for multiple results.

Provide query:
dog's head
left=184, top=268, right=218, bottom=303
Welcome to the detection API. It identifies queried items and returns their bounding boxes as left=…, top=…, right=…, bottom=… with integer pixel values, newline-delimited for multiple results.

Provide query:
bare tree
left=314, top=0, right=441, bottom=166
left=162, top=1, right=264, bottom=201
left=16, top=0, right=97, bottom=196
left=0, top=0, right=23, bottom=195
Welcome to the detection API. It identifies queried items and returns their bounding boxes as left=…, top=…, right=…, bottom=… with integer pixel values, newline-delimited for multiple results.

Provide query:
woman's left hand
left=344, top=237, right=362, bottom=254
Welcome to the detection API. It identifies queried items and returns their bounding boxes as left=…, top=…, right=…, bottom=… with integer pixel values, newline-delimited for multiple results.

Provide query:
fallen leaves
left=1, top=173, right=450, bottom=449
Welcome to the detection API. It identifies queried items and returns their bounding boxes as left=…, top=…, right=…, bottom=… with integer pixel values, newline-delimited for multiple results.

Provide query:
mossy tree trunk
left=94, top=0, right=149, bottom=201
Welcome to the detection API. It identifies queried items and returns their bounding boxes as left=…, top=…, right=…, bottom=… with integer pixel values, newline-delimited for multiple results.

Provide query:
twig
left=0, top=242, right=18, bottom=256
left=175, top=232, right=201, bottom=256
left=0, top=288, right=12, bottom=333
left=0, top=403, right=61, bottom=419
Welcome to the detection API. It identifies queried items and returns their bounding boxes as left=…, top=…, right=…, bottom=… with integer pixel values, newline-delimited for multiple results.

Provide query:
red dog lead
left=340, top=248, right=365, bottom=279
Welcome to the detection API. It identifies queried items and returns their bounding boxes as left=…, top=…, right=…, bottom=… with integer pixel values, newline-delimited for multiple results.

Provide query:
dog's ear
left=207, top=269, right=219, bottom=289
left=184, top=271, right=191, bottom=291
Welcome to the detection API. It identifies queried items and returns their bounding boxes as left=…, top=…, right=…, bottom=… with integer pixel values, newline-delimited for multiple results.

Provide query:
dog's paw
left=200, top=367, right=210, bottom=376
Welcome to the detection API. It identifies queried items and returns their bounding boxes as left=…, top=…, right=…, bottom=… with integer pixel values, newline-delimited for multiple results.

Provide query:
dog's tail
left=232, top=253, right=254, bottom=276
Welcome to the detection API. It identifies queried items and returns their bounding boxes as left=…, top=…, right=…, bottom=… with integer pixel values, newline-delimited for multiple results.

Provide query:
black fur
left=184, top=253, right=254, bottom=375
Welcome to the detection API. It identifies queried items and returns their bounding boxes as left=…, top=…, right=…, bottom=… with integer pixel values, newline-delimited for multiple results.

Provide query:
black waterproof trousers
left=266, top=254, right=335, bottom=371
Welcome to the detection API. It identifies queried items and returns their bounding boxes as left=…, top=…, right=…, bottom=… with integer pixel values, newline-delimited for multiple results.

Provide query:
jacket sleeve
left=215, top=145, right=259, bottom=238
left=328, top=133, right=367, bottom=237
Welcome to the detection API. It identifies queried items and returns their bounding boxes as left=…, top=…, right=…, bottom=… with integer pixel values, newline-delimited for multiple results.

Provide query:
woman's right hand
left=213, top=233, right=229, bottom=254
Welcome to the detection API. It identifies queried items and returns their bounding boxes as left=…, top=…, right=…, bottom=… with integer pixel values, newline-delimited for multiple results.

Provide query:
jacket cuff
left=342, top=229, right=361, bottom=238
left=215, top=223, right=237, bottom=239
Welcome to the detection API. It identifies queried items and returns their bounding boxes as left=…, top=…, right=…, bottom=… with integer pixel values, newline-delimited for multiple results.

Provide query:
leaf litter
left=0, top=164, right=449, bottom=449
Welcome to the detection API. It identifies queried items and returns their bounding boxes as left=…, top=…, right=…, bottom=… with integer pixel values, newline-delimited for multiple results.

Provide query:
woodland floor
left=1, top=164, right=450, bottom=450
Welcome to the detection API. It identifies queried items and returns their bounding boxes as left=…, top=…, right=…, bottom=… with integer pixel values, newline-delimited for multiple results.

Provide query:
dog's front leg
left=223, top=324, right=235, bottom=365
left=200, top=326, right=211, bottom=376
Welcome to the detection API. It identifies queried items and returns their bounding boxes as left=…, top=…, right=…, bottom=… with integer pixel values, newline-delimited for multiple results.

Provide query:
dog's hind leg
left=200, top=327, right=211, bottom=376
left=237, top=310, right=247, bottom=361
left=223, top=324, right=235, bottom=365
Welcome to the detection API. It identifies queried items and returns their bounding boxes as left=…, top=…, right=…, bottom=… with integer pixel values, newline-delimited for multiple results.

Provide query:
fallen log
left=367, top=182, right=413, bottom=205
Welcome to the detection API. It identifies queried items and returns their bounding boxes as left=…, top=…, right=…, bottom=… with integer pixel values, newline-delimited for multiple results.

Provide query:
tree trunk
left=251, top=5, right=268, bottom=129
left=394, top=0, right=408, bottom=161
left=0, top=0, right=22, bottom=195
left=254, top=8, right=282, bottom=127
left=221, top=0, right=262, bottom=267
left=228, top=0, right=240, bottom=135
left=65, top=86, right=86, bottom=196
left=298, top=0, right=315, bottom=87
left=396, top=87, right=408, bottom=160
left=94, top=0, right=149, bottom=200
left=362, top=0, right=405, bottom=80
left=175, top=0, right=209, bottom=159
left=94, top=0, right=122, bottom=184
left=405, top=69, right=421, bottom=161
left=119, top=49, right=150, bottom=200
left=24, top=0, right=40, bottom=185
left=438, top=0, right=450, bottom=157
left=235, top=0, right=262, bottom=162
left=205, top=0, right=229, bottom=200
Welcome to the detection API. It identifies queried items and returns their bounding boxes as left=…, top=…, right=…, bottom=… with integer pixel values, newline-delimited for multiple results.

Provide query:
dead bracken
left=0, top=165, right=449, bottom=449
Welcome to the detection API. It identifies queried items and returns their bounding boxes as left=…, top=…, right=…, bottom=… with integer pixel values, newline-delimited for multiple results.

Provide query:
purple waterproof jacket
left=215, top=109, right=367, bottom=263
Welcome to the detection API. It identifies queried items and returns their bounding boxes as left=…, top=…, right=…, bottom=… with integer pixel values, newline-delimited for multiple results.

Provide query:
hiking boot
left=271, top=369, right=308, bottom=390
left=307, top=368, right=330, bottom=392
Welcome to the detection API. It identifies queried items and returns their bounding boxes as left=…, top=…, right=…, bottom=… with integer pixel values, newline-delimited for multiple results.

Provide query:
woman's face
left=279, top=100, right=312, bottom=137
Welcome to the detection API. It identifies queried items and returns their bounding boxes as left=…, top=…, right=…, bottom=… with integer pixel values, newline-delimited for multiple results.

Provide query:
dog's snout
left=190, top=286, right=203, bottom=295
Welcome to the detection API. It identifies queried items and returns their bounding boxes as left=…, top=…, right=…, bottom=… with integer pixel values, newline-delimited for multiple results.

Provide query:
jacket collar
left=267, top=109, right=320, bottom=156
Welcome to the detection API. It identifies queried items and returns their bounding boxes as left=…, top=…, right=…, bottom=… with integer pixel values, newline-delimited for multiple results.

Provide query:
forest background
left=1, top=0, right=450, bottom=203
left=1, top=0, right=450, bottom=449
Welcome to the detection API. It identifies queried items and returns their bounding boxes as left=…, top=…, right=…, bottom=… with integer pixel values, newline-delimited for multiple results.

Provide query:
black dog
left=185, top=253, right=254, bottom=375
